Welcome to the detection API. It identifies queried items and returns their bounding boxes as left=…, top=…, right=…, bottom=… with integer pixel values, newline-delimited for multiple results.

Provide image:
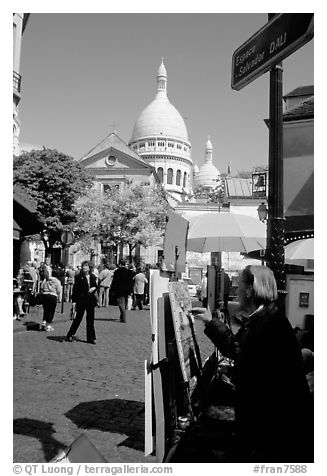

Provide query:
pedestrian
left=132, top=267, right=148, bottom=310
left=110, top=259, right=134, bottom=323
left=65, top=261, right=98, bottom=344
left=65, top=265, right=75, bottom=302
left=43, top=257, right=53, bottom=278
left=191, top=265, right=313, bottom=463
left=52, top=263, right=65, bottom=303
left=98, top=264, right=113, bottom=307
left=128, top=263, right=136, bottom=278
left=40, top=269, right=62, bottom=332
left=143, top=264, right=151, bottom=305
left=28, top=261, right=39, bottom=293
left=200, top=272, right=208, bottom=308
left=13, top=278, right=25, bottom=320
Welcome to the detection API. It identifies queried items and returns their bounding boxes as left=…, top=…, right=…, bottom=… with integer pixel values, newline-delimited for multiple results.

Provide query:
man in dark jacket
left=110, top=259, right=134, bottom=323
left=192, top=265, right=313, bottom=463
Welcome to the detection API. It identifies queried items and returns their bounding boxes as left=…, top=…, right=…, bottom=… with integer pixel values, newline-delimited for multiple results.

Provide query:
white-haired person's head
left=238, top=265, right=278, bottom=310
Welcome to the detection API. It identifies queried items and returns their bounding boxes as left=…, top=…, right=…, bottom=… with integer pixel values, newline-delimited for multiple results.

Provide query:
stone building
left=13, top=13, right=30, bottom=156
left=128, top=60, right=193, bottom=204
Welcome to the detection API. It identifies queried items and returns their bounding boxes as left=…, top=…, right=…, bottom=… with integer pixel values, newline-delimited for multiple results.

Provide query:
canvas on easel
left=168, top=281, right=202, bottom=395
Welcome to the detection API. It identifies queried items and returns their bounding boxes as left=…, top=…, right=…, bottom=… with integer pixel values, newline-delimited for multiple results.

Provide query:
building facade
left=13, top=13, right=30, bottom=156
left=78, top=132, right=159, bottom=191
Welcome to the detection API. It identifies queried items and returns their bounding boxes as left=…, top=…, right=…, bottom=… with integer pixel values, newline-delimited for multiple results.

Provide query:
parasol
left=187, top=212, right=266, bottom=253
left=285, top=238, right=314, bottom=264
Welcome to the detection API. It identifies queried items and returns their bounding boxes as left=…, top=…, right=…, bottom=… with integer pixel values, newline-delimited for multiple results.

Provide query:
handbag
left=127, top=295, right=133, bottom=310
left=69, top=304, right=76, bottom=320
left=27, top=292, right=43, bottom=307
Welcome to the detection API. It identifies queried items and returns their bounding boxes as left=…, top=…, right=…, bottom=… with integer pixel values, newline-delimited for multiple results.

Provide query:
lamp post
left=257, top=202, right=268, bottom=266
left=266, top=13, right=286, bottom=299
left=257, top=202, right=268, bottom=222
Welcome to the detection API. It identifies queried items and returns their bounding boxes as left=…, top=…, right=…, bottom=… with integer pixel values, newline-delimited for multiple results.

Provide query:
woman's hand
left=190, top=307, right=213, bottom=325
left=88, top=287, right=97, bottom=294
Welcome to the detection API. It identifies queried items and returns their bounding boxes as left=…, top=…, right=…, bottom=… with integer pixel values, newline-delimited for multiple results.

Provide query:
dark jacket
left=110, top=267, right=134, bottom=296
left=204, top=303, right=313, bottom=462
left=71, top=272, right=98, bottom=306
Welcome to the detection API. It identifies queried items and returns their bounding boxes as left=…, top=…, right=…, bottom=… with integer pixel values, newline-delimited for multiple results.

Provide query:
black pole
left=61, top=245, right=67, bottom=314
left=266, top=14, right=286, bottom=300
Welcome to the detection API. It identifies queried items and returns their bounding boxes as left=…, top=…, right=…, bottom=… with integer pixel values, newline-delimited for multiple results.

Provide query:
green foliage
left=13, top=148, right=93, bottom=241
left=193, top=184, right=224, bottom=204
left=73, top=182, right=170, bottom=253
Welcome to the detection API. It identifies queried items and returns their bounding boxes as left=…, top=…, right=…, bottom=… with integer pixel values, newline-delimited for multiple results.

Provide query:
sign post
left=231, top=13, right=313, bottom=301
left=60, top=231, right=74, bottom=313
left=231, top=13, right=313, bottom=91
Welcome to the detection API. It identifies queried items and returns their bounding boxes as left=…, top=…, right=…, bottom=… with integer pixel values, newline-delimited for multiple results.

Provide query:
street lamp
left=257, top=203, right=268, bottom=265
left=257, top=202, right=268, bottom=222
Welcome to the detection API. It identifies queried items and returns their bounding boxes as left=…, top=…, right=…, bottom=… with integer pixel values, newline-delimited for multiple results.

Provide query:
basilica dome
left=194, top=137, right=220, bottom=190
left=130, top=60, right=188, bottom=142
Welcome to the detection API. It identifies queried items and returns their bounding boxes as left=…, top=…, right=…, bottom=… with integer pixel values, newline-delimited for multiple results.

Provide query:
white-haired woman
left=191, top=265, right=313, bottom=463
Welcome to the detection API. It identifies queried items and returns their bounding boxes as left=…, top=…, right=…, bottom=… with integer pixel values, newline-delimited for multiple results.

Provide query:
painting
left=168, top=281, right=202, bottom=394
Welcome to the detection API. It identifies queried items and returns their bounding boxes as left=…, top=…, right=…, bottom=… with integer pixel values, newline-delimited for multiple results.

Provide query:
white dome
left=195, top=136, right=220, bottom=189
left=195, top=163, right=220, bottom=188
left=130, top=60, right=188, bottom=142
left=131, top=96, right=188, bottom=141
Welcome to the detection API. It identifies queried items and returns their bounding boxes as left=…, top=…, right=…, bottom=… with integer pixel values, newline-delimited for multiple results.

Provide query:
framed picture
left=299, top=292, right=309, bottom=308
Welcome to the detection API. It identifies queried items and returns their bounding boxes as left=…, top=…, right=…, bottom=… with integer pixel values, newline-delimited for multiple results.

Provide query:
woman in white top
left=40, top=270, right=62, bottom=331
left=132, top=268, right=148, bottom=310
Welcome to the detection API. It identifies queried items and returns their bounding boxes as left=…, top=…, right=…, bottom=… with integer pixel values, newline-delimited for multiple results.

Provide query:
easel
left=161, top=245, right=202, bottom=461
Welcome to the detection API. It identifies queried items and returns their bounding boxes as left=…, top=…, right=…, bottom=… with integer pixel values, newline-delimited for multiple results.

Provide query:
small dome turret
left=194, top=136, right=221, bottom=190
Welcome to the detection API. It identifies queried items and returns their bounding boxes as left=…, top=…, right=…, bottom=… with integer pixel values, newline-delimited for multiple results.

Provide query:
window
left=103, top=183, right=120, bottom=193
left=167, top=168, right=173, bottom=184
left=148, top=141, right=155, bottom=147
left=183, top=172, right=187, bottom=187
left=140, top=143, right=145, bottom=148
left=168, top=142, right=174, bottom=148
left=176, top=170, right=181, bottom=186
left=105, top=155, right=116, bottom=167
left=157, top=167, right=164, bottom=184
left=177, top=144, right=182, bottom=150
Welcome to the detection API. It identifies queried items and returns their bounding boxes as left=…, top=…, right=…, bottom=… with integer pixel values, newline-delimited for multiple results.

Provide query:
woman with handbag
left=65, top=261, right=98, bottom=344
left=40, top=270, right=62, bottom=332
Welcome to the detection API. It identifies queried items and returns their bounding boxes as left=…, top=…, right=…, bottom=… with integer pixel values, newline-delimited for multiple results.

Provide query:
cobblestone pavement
left=13, top=302, right=213, bottom=463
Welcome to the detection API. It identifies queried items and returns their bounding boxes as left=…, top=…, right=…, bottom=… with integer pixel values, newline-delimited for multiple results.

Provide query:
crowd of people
left=13, top=257, right=153, bottom=336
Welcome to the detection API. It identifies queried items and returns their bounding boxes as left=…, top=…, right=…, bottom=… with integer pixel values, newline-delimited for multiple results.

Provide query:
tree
left=73, top=182, right=170, bottom=261
left=13, top=148, right=93, bottom=247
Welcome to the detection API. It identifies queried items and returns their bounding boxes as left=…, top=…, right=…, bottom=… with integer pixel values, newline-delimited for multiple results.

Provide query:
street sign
left=61, top=230, right=74, bottom=245
left=231, top=13, right=314, bottom=91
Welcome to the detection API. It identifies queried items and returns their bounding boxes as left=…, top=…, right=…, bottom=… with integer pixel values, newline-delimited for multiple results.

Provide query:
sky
left=17, top=11, right=314, bottom=175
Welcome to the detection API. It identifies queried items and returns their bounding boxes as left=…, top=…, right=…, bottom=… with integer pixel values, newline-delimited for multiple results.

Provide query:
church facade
left=77, top=59, right=267, bottom=267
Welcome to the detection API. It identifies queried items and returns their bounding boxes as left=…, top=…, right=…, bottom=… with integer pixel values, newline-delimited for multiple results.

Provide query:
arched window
left=183, top=172, right=187, bottom=187
left=176, top=169, right=181, bottom=186
left=167, top=168, right=173, bottom=185
left=157, top=167, right=164, bottom=184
